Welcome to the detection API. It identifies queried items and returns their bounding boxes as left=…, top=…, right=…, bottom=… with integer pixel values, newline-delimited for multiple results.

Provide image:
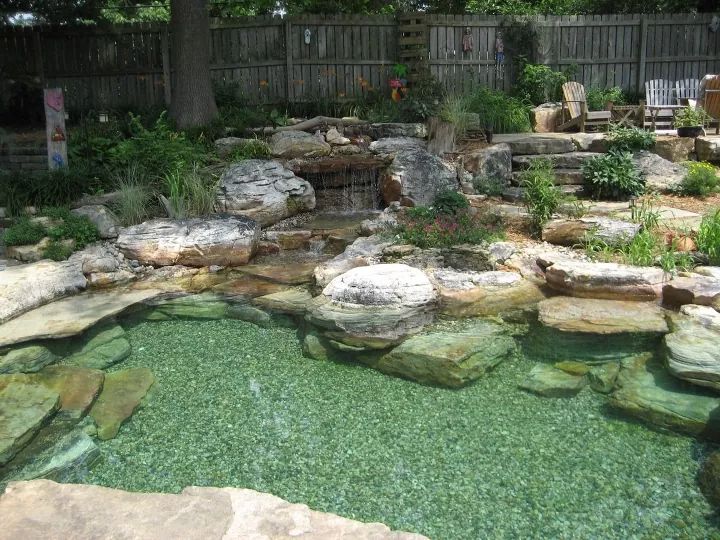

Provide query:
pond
left=72, top=312, right=715, bottom=539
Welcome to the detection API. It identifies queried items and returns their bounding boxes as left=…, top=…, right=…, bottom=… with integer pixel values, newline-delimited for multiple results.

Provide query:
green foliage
left=109, top=112, right=204, bottom=181
left=473, top=175, right=506, bottom=197
left=674, top=106, right=713, bottom=128
left=585, top=86, right=625, bottom=111
left=514, top=64, right=568, bottom=105
left=42, top=240, right=74, bottom=261
left=219, top=105, right=270, bottom=133
left=582, top=151, right=645, bottom=200
left=68, top=114, right=124, bottom=174
left=227, top=139, right=271, bottom=161
left=112, top=165, right=153, bottom=226
left=440, top=95, right=472, bottom=138
left=697, top=210, right=720, bottom=265
left=432, top=189, right=469, bottom=215
left=466, top=87, right=532, bottom=134
left=519, top=158, right=561, bottom=231
left=629, top=197, right=660, bottom=230
left=606, top=125, right=655, bottom=152
left=42, top=207, right=100, bottom=249
left=3, top=217, right=46, bottom=247
left=398, top=207, right=504, bottom=249
left=679, top=162, right=719, bottom=198
left=162, top=164, right=217, bottom=219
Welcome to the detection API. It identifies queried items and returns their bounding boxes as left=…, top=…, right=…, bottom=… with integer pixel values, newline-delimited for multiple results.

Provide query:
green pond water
left=76, top=315, right=719, bottom=539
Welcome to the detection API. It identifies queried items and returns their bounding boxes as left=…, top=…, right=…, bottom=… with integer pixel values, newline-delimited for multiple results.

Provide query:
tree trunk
left=169, top=0, right=218, bottom=129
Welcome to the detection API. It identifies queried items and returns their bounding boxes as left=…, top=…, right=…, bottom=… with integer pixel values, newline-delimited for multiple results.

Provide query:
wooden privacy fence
left=1, top=13, right=719, bottom=112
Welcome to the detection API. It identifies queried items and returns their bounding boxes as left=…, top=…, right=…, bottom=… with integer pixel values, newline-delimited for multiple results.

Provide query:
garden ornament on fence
left=304, top=28, right=311, bottom=45
left=462, top=27, right=473, bottom=52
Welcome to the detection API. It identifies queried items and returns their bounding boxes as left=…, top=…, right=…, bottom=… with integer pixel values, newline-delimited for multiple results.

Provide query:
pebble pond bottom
left=83, top=317, right=717, bottom=539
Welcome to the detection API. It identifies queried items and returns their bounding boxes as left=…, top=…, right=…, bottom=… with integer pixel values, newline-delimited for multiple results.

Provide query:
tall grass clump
left=466, top=88, right=532, bottom=134
left=519, top=158, right=561, bottom=232
left=112, top=165, right=153, bottom=226
left=697, top=210, right=720, bottom=264
left=440, top=95, right=472, bottom=139
left=162, top=163, right=217, bottom=219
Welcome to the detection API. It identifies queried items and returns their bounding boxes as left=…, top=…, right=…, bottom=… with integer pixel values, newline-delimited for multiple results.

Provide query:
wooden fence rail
left=1, top=12, right=718, bottom=112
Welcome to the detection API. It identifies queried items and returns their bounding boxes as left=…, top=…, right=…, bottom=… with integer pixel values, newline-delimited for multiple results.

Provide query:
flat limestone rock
left=0, top=480, right=426, bottom=539
left=538, top=296, right=669, bottom=334
left=0, top=383, right=60, bottom=466
left=33, top=366, right=104, bottom=418
left=90, top=368, right=155, bottom=440
left=0, top=345, right=57, bottom=374
left=239, top=261, right=318, bottom=285
left=665, top=307, right=720, bottom=392
left=144, top=293, right=229, bottom=320
left=253, top=288, right=313, bottom=315
left=519, top=364, right=587, bottom=397
left=541, top=217, right=639, bottom=247
left=377, top=321, right=515, bottom=388
left=313, top=235, right=394, bottom=288
left=609, top=354, right=720, bottom=440
left=0, top=260, right=87, bottom=324
left=662, top=275, right=720, bottom=310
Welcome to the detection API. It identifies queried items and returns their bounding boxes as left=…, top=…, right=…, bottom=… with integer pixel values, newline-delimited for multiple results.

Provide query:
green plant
left=227, top=139, right=271, bottom=161
left=679, top=161, right=719, bottom=197
left=3, top=217, right=46, bottom=246
left=112, top=165, right=153, bottom=226
left=622, top=229, right=658, bottom=266
left=42, top=239, right=74, bottom=261
left=583, top=151, right=645, bottom=200
left=629, top=197, right=660, bottom=230
left=398, top=207, right=503, bottom=249
left=514, top=64, right=568, bottom=105
left=697, top=210, right=720, bottom=264
left=162, top=163, right=217, bottom=219
left=433, top=190, right=469, bottom=216
left=440, top=95, right=472, bottom=139
left=586, top=86, right=626, bottom=111
left=606, top=125, right=655, bottom=152
left=473, top=176, right=506, bottom=197
left=658, top=244, right=694, bottom=273
left=467, top=88, right=532, bottom=133
left=674, top=106, right=712, bottom=128
left=519, top=158, right=561, bottom=231
left=42, top=207, right=100, bottom=249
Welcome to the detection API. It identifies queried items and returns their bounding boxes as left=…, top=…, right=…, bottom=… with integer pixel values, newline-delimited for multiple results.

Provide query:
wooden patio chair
left=676, top=78, right=700, bottom=106
left=702, top=75, right=720, bottom=135
left=558, top=81, right=611, bottom=132
left=642, top=79, right=679, bottom=130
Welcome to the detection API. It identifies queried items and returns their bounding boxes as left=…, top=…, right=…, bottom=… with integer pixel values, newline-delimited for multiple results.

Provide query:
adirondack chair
left=642, top=79, right=680, bottom=130
left=676, top=78, right=700, bottom=106
left=558, top=82, right=611, bottom=132
left=702, top=75, right=720, bottom=135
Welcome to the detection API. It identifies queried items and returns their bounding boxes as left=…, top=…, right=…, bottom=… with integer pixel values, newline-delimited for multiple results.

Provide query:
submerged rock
left=377, top=321, right=515, bottom=388
left=225, top=304, right=271, bottom=327
left=699, top=451, right=720, bottom=509
left=253, top=288, right=313, bottom=316
left=587, top=362, right=620, bottom=393
left=90, top=368, right=155, bottom=440
left=144, top=293, right=229, bottom=320
left=64, top=323, right=131, bottom=370
left=216, top=160, right=316, bottom=226
left=116, top=216, right=260, bottom=267
left=609, top=354, right=720, bottom=440
left=519, top=364, right=587, bottom=397
left=538, top=297, right=669, bottom=334
left=0, top=345, right=57, bottom=374
left=0, top=260, right=86, bottom=324
left=0, top=383, right=60, bottom=466
left=307, top=264, right=436, bottom=350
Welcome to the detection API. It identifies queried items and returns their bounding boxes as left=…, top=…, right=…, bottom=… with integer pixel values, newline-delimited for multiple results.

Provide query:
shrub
left=674, top=106, right=713, bottom=128
left=112, top=165, right=153, bottom=226
left=472, top=175, right=506, bottom=197
left=227, top=139, right=271, bottom=161
left=514, top=64, right=567, bottom=105
left=697, top=210, right=720, bottom=264
left=679, top=162, right=719, bottom=198
left=586, top=86, right=626, bottom=111
left=606, top=125, right=655, bottom=152
left=519, top=158, right=561, bottom=231
left=433, top=190, right=469, bottom=215
left=467, top=88, right=532, bottom=134
left=398, top=207, right=503, bottom=249
left=68, top=115, right=124, bottom=174
left=3, top=217, right=46, bottom=246
left=42, top=240, right=74, bottom=261
left=42, top=207, right=100, bottom=249
left=582, top=151, right=645, bottom=200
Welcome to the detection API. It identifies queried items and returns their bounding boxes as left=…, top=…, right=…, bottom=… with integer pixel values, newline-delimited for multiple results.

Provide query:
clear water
left=79, top=316, right=718, bottom=539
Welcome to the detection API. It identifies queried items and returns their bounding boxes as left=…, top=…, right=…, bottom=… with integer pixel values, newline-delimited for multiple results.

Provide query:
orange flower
left=259, top=80, right=269, bottom=87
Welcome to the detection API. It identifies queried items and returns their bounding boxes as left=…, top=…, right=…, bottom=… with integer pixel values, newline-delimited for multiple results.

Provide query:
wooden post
left=161, top=26, right=172, bottom=107
left=637, top=16, right=648, bottom=95
left=43, top=88, right=68, bottom=170
left=285, top=19, right=293, bottom=103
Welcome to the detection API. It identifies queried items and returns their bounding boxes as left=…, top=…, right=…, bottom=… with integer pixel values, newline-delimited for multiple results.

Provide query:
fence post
left=33, top=29, right=45, bottom=88
left=285, top=19, right=293, bottom=103
left=637, top=16, right=648, bottom=95
left=161, top=26, right=172, bottom=107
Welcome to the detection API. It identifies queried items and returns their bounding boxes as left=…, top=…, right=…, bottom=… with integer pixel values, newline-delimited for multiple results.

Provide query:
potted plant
left=674, top=106, right=711, bottom=138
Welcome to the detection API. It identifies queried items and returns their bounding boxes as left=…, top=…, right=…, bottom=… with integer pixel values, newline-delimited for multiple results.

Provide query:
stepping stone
left=90, top=368, right=155, bottom=440
left=377, top=321, right=515, bottom=388
left=0, top=345, right=56, bottom=374
left=538, top=296, right=668, bottom=334
left=0, top=289, right=164, bottom=348
left=0, top=383, right=59, bottom=466
left=64, top=324, right=131, bottom=370
left=504, top=136, right=575, bottom=155
left=616, top=206, right=702, bottom=230
left=519, top=364, right=587, bottom=397
left=512, top=168, right=584, bottom=186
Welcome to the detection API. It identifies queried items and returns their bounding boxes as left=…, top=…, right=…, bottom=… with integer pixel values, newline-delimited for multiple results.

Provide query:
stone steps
left=512, top=152, right=602, bottom=170
left=502, top=185, right=585, bottom=203
left=511, top=168, right=584, bottom=186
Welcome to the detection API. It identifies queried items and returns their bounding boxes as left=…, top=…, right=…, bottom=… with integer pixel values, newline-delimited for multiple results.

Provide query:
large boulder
left=216, top=160, right=315, bottom=226
left=432, top=269, right=544, bottom=317
left=538, top=296, right=669, bottom=334
left=609, top=353, right=720, bottom=440
left=541, top=217, right=640, bottom=247
left=306, top=264, right=436, bottom=350
left=462, top=144, right=512, bottom=184
left=531, top=103, right=562, bottom=133
left=665, top=305, right=720, bottom=392
left=116, top=216, right=259, bottom=267
left=662, top=275, right=720, bottom=310
left=0, top=480, right=426, bottom=539
left=366, top=123, right=427, bottom=139
left=652, top=136, right=695, bottom=163
left=696, top=136, right=720, bottom=162
left=505, top=136, right=575, bottom=155
left=369, top=137, right=426, bottom=154
left=376, top=321, right=516, bottom=388
left=379, top=147, right=459, bottom=206
left=631, top=151, right=685, bottom=192
left=70, top=205, right=121, bottom=239
left=270, top=131, right=331, bottom=159
left=313, top=235, right=393, bottom=288
left=543, top=259, right=667, bottom=300
left=0, top=260, right=86, bottom=324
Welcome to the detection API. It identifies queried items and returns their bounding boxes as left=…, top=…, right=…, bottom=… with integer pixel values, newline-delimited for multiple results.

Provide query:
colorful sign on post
left=43, top=88, right=68, bottom=170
